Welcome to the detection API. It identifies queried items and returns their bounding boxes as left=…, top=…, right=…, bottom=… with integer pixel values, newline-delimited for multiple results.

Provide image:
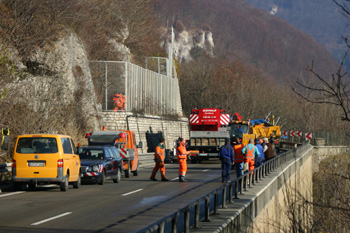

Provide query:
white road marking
left=171, top=177, right=179, bottom=181
left=0, top=192, right=25, bottom=198
left=202, top=169, right=210, bottom=172
left=31, top=212, right=72, bottom=226
left=121, top=189, right=143, bottom=196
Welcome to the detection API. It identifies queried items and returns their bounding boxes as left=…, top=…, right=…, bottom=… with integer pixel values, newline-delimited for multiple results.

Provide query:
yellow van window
left=16, top=137, right=58, bottom=154
left=61, top=138, right=73, bottom=154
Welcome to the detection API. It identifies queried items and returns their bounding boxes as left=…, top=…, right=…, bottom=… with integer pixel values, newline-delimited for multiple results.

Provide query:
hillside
left=154, top=0, right=339, bottom=82
left=246, top=0, right=348, bottom=62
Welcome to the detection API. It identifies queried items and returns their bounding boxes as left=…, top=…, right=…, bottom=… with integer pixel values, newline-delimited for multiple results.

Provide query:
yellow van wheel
left=73, top=174, right=81, bottom=189
left=60, top=174, right=69, bottom=191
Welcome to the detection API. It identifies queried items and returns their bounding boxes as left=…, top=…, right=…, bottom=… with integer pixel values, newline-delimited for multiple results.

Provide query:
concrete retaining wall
left=100, top=111, right=189, bottom=154
left=250, top=146, right=313, bottom=232
left=312, top=146, right=350, bottom=172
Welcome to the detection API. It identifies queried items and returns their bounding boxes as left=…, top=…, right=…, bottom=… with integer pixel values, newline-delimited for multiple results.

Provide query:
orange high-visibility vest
left=245, top=145, right=255, bottom=161
left=234, top=143, right=245, bottom=163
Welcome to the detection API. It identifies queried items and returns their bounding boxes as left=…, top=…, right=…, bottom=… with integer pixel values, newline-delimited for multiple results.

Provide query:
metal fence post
left=204, top=197, right=210, bottom=222
left=172, top=213, right=178, bottom=233
left=184, top=209, right=190, bottom=233
left=222, top=186, right=227, bottom=208
left=214, top=191, right=219, bottom=214
left=195, top=201, right=200, bottom=228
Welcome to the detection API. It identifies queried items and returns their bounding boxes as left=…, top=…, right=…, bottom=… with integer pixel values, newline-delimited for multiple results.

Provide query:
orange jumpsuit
left=150, top=143, right=166, bottom=180
left=177, top=142, right=189, bottom=180
left=245, top=145, right=256, bottom=172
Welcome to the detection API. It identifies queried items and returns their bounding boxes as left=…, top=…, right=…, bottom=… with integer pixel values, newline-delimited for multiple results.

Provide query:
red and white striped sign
left=297, top=131, right=302, bottom=137
left=190, top=114, right=199, bottom=124
left=290, top=131, right=295, bottom=137
left=282, top=131, right=288, bottom=136
left=305, top=132, right=313, bottom=140
left=119, top=148, right=127, bottom=158
left=220, top=114, right=230, bottom=125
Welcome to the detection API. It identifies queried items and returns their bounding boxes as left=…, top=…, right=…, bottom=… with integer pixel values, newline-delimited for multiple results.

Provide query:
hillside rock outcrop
left=3, top=30, right=101, bottom=132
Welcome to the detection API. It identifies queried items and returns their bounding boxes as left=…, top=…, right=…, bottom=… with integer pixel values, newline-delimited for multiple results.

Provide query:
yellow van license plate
left=29, top=162, right=45, bottom=167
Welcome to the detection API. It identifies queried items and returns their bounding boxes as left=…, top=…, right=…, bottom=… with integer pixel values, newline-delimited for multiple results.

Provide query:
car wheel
left=28, top=183, right=36, bottom=190
left=60, top=174, right=69, bottom=191
left=124, top=160, right=130, bottom=178
left=113, top=168, right=121, bottom=183
left=73, top=173, right=81, bottom=189
left=132, top=168, right=138, bottom=176
left=13, top=182, right=22, bottom=191
left=98, top=171, right=105, bottom=185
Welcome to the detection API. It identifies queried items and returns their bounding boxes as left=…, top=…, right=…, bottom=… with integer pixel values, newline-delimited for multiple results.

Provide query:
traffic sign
left=290, top=131, right=295, bottom=137
left=297, top=131, right=302, bottom=137
left=282, top=131, right=288, bottom=136
left=305, top=132, right=312, bottom=140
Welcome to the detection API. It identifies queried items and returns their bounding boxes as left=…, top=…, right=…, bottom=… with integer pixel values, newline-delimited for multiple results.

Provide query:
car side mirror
left=137, top=141, right=143, bottom=149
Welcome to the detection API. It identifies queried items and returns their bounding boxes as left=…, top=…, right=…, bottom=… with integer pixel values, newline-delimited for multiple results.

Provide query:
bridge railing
left=142, top=142, right=311, bottom=233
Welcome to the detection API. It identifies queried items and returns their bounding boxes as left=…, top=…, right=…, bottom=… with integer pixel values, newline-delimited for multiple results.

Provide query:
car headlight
left=92, top=165, right=99, bottom=172
left=86, top=165, right=99, bottom=172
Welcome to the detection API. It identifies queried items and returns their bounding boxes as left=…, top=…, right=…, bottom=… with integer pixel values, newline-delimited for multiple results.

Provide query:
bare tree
left=293, top=1, right=350, bottom=123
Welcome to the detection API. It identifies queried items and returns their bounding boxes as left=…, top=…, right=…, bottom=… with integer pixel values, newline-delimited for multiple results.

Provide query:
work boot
left=161, top=178, right=169, bottom=181
left=150, top=178, right=158, bottom=181
left=179, top=176, right=187, bottom=182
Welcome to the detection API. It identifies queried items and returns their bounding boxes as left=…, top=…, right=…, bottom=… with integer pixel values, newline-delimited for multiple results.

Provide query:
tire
left=13, top=182, right=22, bottom=191
left=132, top=168, right=138, bottom=176
left=60, top=174, right=69, bottom=192
left=98, top=171, right=105, bottom=185
left=124, top=160, right=130, bottom=178
left=113, top=168, right=121, bottom=183
left=28, top=183, right=36, bottom=190
left=190, top=157, right=198, bottom=164
left=73, top=173, right=81, bottom=189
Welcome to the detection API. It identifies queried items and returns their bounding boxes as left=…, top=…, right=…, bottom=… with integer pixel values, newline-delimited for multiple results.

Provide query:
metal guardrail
left=142, top=142, right=311, bottom=233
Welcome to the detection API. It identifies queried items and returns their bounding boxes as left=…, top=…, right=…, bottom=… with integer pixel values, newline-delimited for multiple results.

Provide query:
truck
left=187, top=108, right=231, bottom=163
left=86, top=127, right=142, bottom=178
left=230, top=113, right=281, bottom=147
left=187, top=109, right=281, bottom=163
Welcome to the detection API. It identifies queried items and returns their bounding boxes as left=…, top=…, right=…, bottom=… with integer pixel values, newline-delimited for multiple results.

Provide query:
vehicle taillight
left=85, top=133, right=92, bottom=138
left=58, top=159, right=63, bottom=167
left=12, top=159, right=16, bottom=168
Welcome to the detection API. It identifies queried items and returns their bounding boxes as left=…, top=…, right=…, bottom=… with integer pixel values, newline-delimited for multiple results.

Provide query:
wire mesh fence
left=90, top=61, right=179, bottom=115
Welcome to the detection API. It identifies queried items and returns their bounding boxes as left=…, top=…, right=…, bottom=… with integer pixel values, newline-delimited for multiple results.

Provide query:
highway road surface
left=0, top=159, right=232, bottom=233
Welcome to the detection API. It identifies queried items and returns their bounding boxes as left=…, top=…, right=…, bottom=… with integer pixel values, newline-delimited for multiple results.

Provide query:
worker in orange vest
left=150, top=138, right=168, bottom=181
left=233, top=137, right=245, bottom=178
left=177, top=137, right=190, bottom=182
left=241, top=138, right=260, bottom=172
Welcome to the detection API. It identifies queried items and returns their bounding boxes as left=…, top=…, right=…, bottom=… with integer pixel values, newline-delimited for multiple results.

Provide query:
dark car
left=78, top=146, right=123, bottom=185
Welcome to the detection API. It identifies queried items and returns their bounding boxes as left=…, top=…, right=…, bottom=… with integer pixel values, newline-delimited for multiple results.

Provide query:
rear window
left=16, top=137, right=58, bottom=154
left=79, top=149, right=104, bottom=160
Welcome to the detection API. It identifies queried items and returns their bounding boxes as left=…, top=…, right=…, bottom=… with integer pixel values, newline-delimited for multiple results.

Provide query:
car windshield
left=16, top=137, right=58, bottom=154
left=79, top=149, right=104, bottom=160
left=230, top=124, right=249, bottom=139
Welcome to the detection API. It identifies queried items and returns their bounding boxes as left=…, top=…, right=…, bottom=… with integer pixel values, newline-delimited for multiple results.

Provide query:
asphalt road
left=0, top=159, right=232, bottom=233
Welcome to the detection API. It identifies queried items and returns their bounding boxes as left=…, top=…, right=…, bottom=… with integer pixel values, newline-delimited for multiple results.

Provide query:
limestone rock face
left=4, top=30, right=101, bottom=132
left=163, top=28, right=215, bottom=62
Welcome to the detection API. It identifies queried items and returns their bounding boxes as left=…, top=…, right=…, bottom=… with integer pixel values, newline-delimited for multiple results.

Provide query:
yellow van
left=12, top=134, right=81, bottom=191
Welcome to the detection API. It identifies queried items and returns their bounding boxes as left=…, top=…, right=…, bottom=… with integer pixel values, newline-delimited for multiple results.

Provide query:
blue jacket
left=219, top=144, right=234, bottom=163
left=255, top=144, right=265, bottom=163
